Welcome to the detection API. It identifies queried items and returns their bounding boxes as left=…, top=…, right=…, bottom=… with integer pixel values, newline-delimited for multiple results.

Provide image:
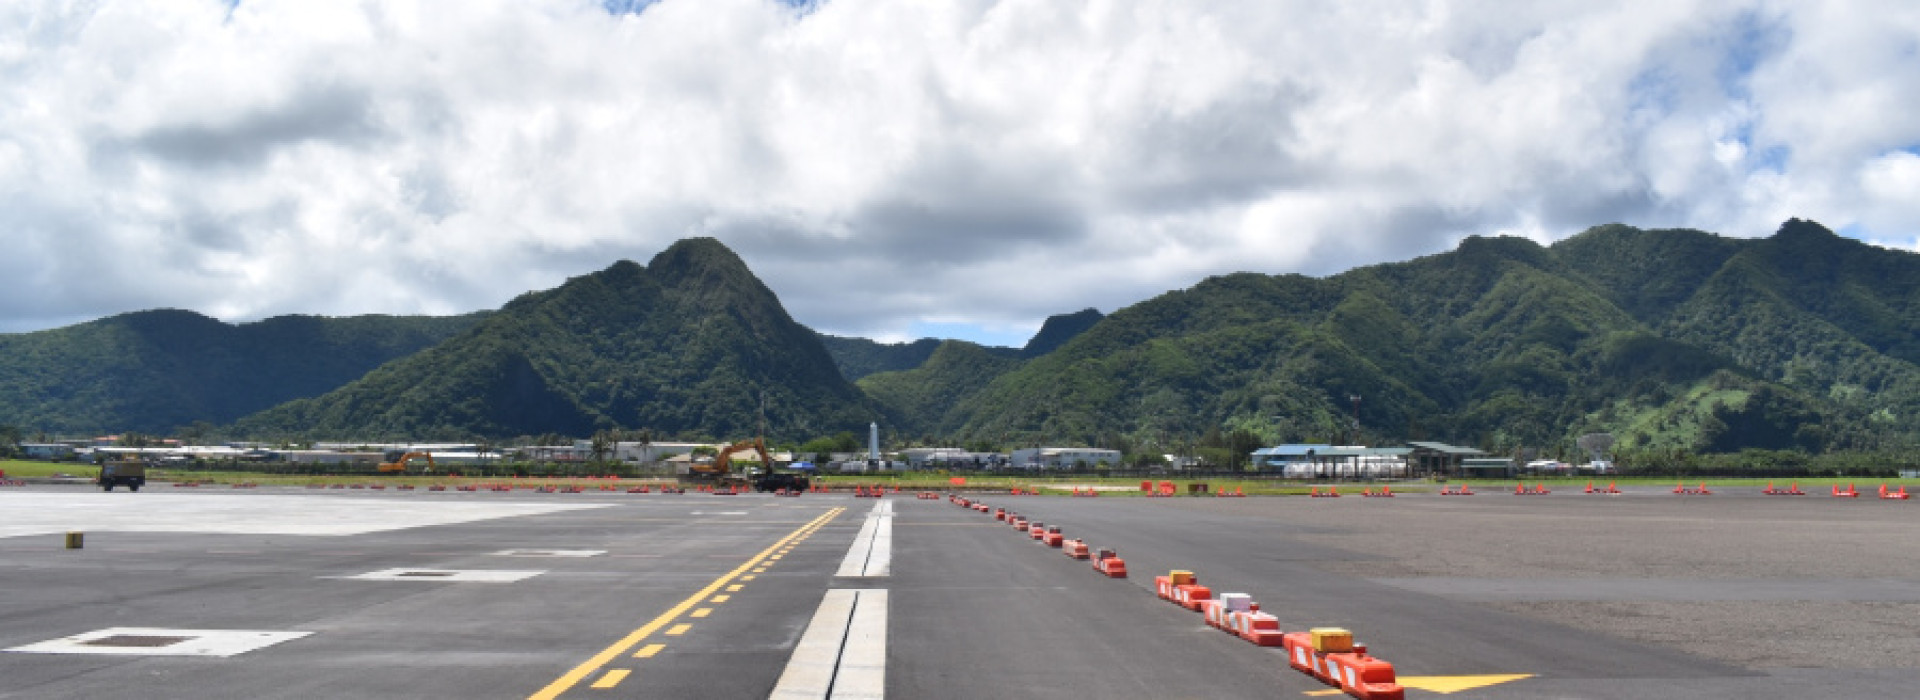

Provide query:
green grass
left=0, top=460, right=95, bottom=478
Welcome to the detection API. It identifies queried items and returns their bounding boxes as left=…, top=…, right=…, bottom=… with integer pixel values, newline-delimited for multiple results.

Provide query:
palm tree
left=589, top=431, right=613, bottom=467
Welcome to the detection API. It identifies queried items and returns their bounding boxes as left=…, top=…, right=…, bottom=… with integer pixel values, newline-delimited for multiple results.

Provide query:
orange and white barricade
left=1062, top=539, right=1090, bottom=559
left=1282, top=628, right=1405, bottom=700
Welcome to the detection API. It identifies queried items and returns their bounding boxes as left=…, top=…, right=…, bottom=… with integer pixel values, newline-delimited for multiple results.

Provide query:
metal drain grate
left=397, top=571, right=454, bottom=577
left=82, top=635, right=192, bottom=648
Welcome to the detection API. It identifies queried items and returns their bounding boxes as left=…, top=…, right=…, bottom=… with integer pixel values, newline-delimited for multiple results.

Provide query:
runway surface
left=2, top=485, right=1917, bottom=699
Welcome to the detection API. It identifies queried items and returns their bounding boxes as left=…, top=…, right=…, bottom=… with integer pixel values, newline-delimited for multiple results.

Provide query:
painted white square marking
left=7, top=627, right=310, bottom=657
left=338, top=568, right=545, bottom=583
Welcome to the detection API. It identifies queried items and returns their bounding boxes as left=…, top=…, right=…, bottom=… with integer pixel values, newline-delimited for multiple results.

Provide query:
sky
left=3, top=1, right=1918, bottom=347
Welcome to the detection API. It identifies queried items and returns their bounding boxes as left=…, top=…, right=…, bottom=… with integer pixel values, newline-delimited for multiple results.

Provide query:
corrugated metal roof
left=1309, top=447, right=1414, bottom=457
left=1251, top=444, right=1333, bottom=457
left=1406, top=441, right=1486, bottom=455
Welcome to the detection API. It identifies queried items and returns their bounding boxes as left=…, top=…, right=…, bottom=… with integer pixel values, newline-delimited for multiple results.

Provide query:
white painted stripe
left=831, top=589, right=887, bottom=700
left=769, top=590, right=856, bottom=700
left=835, top=516, right=877, bottom=577
left=835, top=500, right=892, bottom=577
left=769, top=589, right=888, bottom=700
left=862, top=501, right=892, bottom=577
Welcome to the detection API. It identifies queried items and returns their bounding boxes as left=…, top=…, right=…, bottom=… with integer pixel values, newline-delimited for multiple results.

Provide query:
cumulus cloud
left=1, top=0, right=1917, bottom=341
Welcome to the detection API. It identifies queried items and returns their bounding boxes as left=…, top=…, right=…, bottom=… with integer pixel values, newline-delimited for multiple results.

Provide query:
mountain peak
left=1456, top=234, right=1549, bottom=265
left=1773, top=218, right=1838, bottom=240
left=1023, top=308, right=1104, bottom=358
left=649, top=237, right=746, bottom=273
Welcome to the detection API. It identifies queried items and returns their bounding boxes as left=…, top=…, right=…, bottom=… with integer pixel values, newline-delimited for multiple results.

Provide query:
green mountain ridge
left=916, top=219, right=1920, bottom=456
left=9, top=219, right=1919, bottom=458
left=816, top=335, right=946, bottom=382
left=234, top=238, right=879, bottom=441
left=0, top=310, right=488, bottom=434
left=815, top=308, right=1102, bottom=383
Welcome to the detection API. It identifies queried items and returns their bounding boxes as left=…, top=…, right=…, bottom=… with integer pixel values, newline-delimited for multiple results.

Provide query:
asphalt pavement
left=1, top=485, right=1916, bottom=699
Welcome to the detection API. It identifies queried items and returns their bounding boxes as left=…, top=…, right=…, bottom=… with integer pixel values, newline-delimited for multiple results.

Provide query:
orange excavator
left=685, top=438, right=772, bottom=487
left=377, top=451, right=435, bottom=473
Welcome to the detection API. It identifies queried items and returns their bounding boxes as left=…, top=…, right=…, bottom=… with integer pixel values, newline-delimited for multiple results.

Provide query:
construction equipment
left=377, top=451, right=435, bottom=473
left=754, top=472, right=812, bottom=493
left=685, top=438, right=772, bottom=488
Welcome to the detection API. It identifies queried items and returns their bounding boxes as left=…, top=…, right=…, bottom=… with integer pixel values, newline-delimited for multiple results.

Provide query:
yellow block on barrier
left=65, top=532, right=84, bottom=550
left=1168, top=570, right=1194, bottom=585
left=1310, top=627, right=1352, bottom=653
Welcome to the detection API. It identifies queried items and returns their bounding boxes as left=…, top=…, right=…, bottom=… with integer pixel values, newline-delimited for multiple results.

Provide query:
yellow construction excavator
left=685, top=438, right=772, bottom=487
left=377, top=451, right=435, bottom=473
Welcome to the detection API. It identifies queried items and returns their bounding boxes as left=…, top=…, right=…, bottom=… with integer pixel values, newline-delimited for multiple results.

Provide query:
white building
left=900, top=448, right=1006, bottom=468
left=1009, top=447, right=1122, bottom=470
left=588, top=441, right=707, bottom=463
left=20, top=443, right=76, bottom=460
left=92, top=446, right=252, bottom=462
left=279, top=450, right=382, bottom=466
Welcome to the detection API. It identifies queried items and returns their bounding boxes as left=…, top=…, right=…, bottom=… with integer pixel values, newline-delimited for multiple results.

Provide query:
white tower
left=868, top=422, right=880, bottom=461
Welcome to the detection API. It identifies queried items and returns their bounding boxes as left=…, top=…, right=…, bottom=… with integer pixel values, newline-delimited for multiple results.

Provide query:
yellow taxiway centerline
left=527, top=506, right=844, bottom=699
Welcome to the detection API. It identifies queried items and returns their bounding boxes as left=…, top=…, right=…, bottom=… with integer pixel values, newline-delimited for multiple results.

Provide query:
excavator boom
left=687, top=438, right=772, bottom=484
left=377, top=451, right=435, bottom=473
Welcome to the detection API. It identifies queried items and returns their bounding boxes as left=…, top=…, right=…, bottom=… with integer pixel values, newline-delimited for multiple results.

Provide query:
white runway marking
left=835, top=500, right=892, bottom=577
left=769, top=588, right=888, bottom=700
left=0, top=492, right=611, bottom=539
left=7, top=628, right=311, bottom=657
left=490, top=549, right=607, bottom=557
left=338, top=568, right=546, bottom=583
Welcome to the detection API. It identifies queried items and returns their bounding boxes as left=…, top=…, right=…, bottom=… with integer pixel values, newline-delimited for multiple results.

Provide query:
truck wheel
left=129, top=485, right=140, bottom=492
left=102, top=484, right=113, bottom=492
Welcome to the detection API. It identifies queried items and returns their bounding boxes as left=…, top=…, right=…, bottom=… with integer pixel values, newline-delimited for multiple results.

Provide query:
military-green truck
left=99, top=461, right=147, bottom=492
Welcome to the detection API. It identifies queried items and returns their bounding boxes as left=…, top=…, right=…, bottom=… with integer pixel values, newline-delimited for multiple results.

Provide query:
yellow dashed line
left=741, top=575, right=757, bottom=581
left=527, top=507, right=843, bottom=700
left=590, top=669, right=630, bottom=689
left=666, top=624, right=692, bottom=636
left=752, top=568, right=768, bottom=573
left=633, top=644, right=665, bottom=659
left=726, top=584, right=743, bottom=592
left=710, top=595, right=730, bottom=604
left=690, top=608, right=713, bottom=618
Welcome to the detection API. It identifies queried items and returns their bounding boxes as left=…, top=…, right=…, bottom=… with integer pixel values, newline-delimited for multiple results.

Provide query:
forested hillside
left=0, top=310, right=486, bottom=434
left=816, top=334, right=945, bottom=381
left=235, top=238, right=879, bottom=441
left=923, top=220, right=1920, bottom=457
left=11, top=220, right=1919, bottom=460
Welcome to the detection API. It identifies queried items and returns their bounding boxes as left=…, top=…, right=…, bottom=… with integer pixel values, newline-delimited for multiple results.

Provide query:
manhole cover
left=397, top=571, right=454, bottom=577
left=82, top=635, right=192, bottom=648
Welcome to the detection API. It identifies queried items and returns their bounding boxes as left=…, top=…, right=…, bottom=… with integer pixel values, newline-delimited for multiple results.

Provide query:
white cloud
left=1, top=0, right=1917, bottom=340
